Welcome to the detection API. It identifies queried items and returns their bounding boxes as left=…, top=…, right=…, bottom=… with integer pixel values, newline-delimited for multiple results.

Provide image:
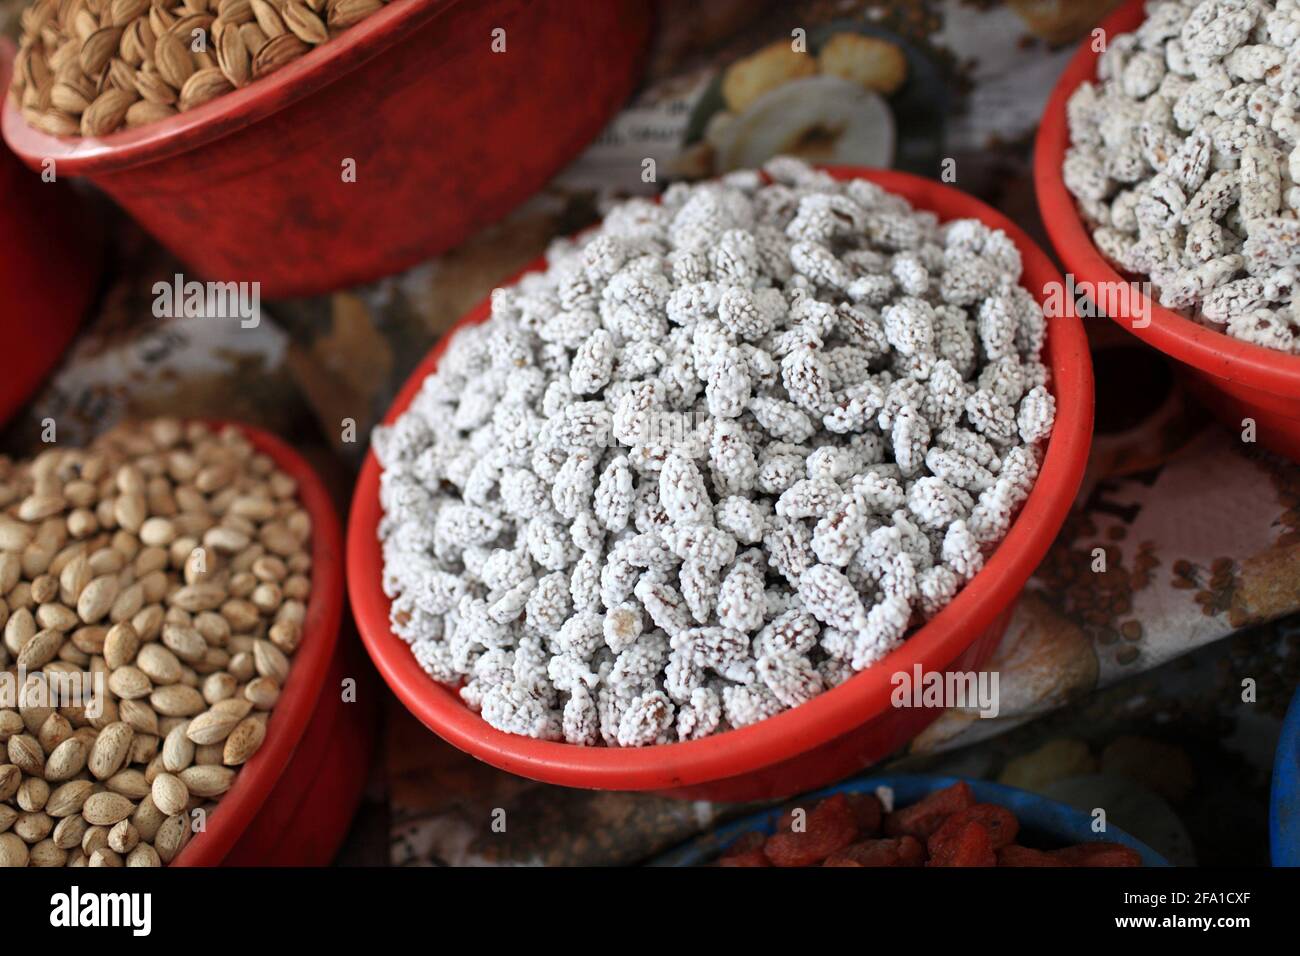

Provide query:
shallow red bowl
left=0, top=40, right=103, bottom=428
left=1035, top=0, right=1300, bottom=461
left=347, top=167, right=1095, bottom=801
left=215, top=619, right=378, bottom=866
left=170, top=422, right=351, bottom=865
left=1, top=0, right=653, bottom=299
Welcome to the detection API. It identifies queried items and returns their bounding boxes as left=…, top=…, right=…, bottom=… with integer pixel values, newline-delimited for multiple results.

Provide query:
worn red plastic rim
left=171, top=422, right=343, bottom=866
left=1034, top=0, right=1300, bottom=398
left=346, top=167, right=1094, bottom=792
left=1, top=0, right=457, bottom=174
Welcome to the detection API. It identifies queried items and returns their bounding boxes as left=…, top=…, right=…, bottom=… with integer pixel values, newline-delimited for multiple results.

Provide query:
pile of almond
left=9, top=0, right=387, bottom=137
left=0, top=419, right=312, bottom=867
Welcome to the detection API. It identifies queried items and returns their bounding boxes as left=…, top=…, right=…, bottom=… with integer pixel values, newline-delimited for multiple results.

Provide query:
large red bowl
left=1, top=0, right=653, bottom=299
left=0, top=40, right=103, bottom=429
left=346, top=168, right=1095, bottom=801
left=170, top=422, right=352, bottom=865
left=214, top=618, right=378, bottom=866
left=1035, top=0, right=1300, bottom=461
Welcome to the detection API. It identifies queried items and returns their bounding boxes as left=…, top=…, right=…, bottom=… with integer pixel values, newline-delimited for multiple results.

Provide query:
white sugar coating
left=373, top=156, right=1055, bottom=746
left=1064, top=0, right=1300, bottom=352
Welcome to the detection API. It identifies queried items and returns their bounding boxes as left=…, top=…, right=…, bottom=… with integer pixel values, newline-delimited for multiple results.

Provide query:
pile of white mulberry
left=1065, top=0, right=1300, bottom=352
left=374, top=157, right=1055, bottom=747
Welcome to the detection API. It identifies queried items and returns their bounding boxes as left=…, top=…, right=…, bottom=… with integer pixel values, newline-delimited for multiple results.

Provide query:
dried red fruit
left=845, top=792, right=884, bottom=836
left=897, top=835, right=926, bottom=867
left=720, top=831, right=767, bottom=858
left=715, top=787, right=1142, bottom=869
left=763, top=793, right=858, bottom=867
left=928, top=804, right=1020, bottom=857
left=824, top=834, right=927, bottom=867
left=928, top=821, right=997, bottom=867
left=883, top=781, right=975, bottom=839
left=997, top=844, right=1066, bottom=867
left=1051, top=842, right=1142, bottom=867
left=717, top=848, right=772, bottom=867
left=824, top=838, right=903, bottom=867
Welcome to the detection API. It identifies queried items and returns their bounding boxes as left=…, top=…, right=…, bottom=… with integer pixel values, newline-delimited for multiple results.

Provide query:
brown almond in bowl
left=10, top=0, right=385, bottom=136
left=0, top=420, right=312, bottom=867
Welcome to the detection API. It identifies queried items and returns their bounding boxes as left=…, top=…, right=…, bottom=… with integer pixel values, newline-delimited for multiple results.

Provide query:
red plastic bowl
left=346, top=168, right=1095, bottom=801
left=216, top=619, right=378, bottom=866
left=170, top=422, right=349, bottom=865
left=1035, top=0, right=1300, bottom=461
left=1, top=0, right=653, bottom=298
left=0, top=40, right=103, bottom=428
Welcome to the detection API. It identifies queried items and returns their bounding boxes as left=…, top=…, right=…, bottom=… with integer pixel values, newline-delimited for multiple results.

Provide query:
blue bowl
left=653, top=774, right=1170, bottom=866
left=1271, top=688, right=1300, bottom=866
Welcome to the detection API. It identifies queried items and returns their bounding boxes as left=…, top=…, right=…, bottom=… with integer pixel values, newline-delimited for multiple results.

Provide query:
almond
left=251, top=32, right=307, bottom=78
left=106, top=768, right=151, bottom=800
left=326, top=0, right=381, bottom=30
left=162, top=622, right=207, bottom=662
left=282, top=0, right=327, bottom=44
left=185, top=703, right=243, bottom=744
left=103, top=621, right=141, bottom=670
left=0, top=419, right=311, bottom=868
left=162, top=722, right=196, bottom=772
left=118, top=699, right=160, bottom=736
left=132, top=69, right=178, bottom=105
left=222, top=716, right=265, bottom=765
left=30, top=840, right=68, bottom=867
left=53, top=814, right=88, bottom=850
left=153, top=812, right=190, bottom=863
left=126, top=843, right=161, bottom=866
left=50, top=81, right=92, bottom=113
left=249, top=0, right=285, bottom=36
left=137, top=643, right=183, bottom=683
left=0, top=832, right=29, bottom=867
left=46, top=780, right=95, bottom=818
left=253, top=638, right=289, bottom=683
left=80, top=86, right=137, bottom=137
left=125, top=99, right=177, bottom=128
left=88, top=722, right=134, bottom=780
left=107, top=665, right=152, bottom=700
left=0, top=765, right=21, bottom=801
left=150, top=684, right=205, bottom=717
left=82, top=791, right=135, bottom=826
left=17, top=628, right=63, bottom=670
left=77, top=575, right=119, bottom=623
left=150, top=772, right=188, bottom=816
left=110, top=0, right=151, bottom=27
left=153, top=32, right=195, bottom=90
left=43, top=738, right=88, bottom=782
left=179, top=764, right=234, bottom=797
left=8, top=735, right=44, bottom=776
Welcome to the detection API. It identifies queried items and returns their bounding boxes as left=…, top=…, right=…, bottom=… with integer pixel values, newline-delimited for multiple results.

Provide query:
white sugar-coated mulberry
left=677, top=686, right=723, bottom=740
left=1017, top=385, right=1057, bottom=444
left=1064, top=1, right=1300, bottom=353
left=376, top=157, right=1054, bottom=746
